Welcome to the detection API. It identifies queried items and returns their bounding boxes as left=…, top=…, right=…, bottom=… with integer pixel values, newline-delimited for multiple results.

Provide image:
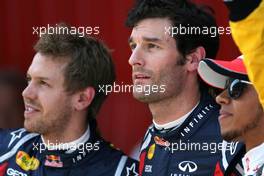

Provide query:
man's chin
left=133, top=94, right=154, bottom=103
left=133, top=90, right=162, bottom=102
left=222, top=130, right=242, bottom=142
left=24, top=119, right=41, bottom=133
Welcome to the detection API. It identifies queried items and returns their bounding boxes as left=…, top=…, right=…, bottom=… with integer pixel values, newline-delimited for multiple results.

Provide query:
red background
left=0, top=0, right=240, bottom=155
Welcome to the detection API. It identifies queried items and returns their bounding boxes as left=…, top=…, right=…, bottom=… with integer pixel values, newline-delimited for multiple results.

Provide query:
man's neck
left=42, top=116, right=88, bottom=145
left=41, top=125, right=89, bottom=151
left=42, top=126, right=87, bottom=144
left=244, top=118, right=264, bottom=151
left=149, top=86, right=200, bottom=125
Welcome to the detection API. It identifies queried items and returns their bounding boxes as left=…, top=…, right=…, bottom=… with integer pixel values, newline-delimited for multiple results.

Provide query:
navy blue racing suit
left=0, top=119, right=139, bottom=176
left=139, top=90, right=245, bottom=176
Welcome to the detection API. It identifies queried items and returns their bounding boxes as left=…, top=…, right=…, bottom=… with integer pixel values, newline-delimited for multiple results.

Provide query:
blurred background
left=0, top=0, right=240, bottom=158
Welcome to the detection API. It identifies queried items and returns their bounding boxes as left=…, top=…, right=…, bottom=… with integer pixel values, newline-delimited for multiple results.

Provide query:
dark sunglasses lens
left=228, top=81, right=245, bottom=99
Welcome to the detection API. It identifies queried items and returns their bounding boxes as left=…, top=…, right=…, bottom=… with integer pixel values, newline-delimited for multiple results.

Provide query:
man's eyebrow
left=128, top=36, right=162, bottom=44
left=142, top=37, right=162, bottom=43
left=26, top=74, right=50, bottom=81
left=37, top=77, right=50, bottom=81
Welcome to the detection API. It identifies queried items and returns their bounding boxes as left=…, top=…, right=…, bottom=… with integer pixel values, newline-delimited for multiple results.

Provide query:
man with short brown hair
left=0, top=24, right=138, bottom=176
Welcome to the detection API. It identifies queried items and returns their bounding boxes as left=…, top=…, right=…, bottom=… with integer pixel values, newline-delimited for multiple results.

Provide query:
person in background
left=0, top=70, right=26, bottom=128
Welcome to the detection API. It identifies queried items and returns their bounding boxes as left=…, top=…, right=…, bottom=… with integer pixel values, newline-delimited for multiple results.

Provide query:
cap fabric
left=198, top=56, right=249, bottom=89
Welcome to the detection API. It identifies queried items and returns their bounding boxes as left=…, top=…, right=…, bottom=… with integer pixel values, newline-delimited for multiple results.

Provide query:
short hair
left=34, top=24, right=116, bottom=119
left=126, top=0, right=219, bottom=59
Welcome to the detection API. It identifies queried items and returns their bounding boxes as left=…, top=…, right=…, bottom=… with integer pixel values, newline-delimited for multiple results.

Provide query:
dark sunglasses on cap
left=225, top=78, right=252, bottom=99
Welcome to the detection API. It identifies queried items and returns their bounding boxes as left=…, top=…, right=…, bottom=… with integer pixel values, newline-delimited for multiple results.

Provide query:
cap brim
left=198, top=59, right=248, bottom=89
left=198, top=60, right=227, bottom=89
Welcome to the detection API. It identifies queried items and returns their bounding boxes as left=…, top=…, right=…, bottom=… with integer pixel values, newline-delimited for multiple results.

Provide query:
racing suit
left=138, top=90, right=245, bottom=176
left=241, top=143, right=264, bottom=176
left=225, top=0, right=264, bottom=109
left=0, top=119, right=139, bottom=176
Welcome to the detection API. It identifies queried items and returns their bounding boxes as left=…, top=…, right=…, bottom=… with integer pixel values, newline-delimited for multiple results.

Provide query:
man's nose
left=128, top=47, right=145, bottom=67
left=22, top=82, right=37, bottom=100
left=216, top=90, right=230, bottom=105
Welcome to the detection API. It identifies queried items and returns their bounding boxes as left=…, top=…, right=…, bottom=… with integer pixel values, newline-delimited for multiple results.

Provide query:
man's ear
left=73, top=87, right=95, bottom=111
left=185, top=47, right=206, bottom=72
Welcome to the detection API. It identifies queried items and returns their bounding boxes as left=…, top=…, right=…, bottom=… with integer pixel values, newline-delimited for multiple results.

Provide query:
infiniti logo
left=178, top=161, right=198, bottom=173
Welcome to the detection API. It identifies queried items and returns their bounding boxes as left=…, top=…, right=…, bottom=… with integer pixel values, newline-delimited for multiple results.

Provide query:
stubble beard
left=133, top=64, right=185, bottom=104
left=222, top=113, right=262, bottom=142
left=24, top=104, right=72, bottom=136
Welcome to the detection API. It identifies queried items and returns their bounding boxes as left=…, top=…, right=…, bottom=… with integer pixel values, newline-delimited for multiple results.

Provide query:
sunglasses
left=225, top=79, right=252, bottom=99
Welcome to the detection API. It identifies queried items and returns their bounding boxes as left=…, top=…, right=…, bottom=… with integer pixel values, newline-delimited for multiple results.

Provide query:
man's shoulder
left=99, top=140, right=138, bottom=164
left=0, top=128, right=28, bottom=148
left=216, top=140, right=245, bottom=176
left=193, top=92, right=221, bottom=133
left=79, top=140, right=139, bottom=176
left=0, top=128, right=39, bottom=156
left=177, top=96, right=221, bottom=141
left=256, top=164, right=264, bottom=176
